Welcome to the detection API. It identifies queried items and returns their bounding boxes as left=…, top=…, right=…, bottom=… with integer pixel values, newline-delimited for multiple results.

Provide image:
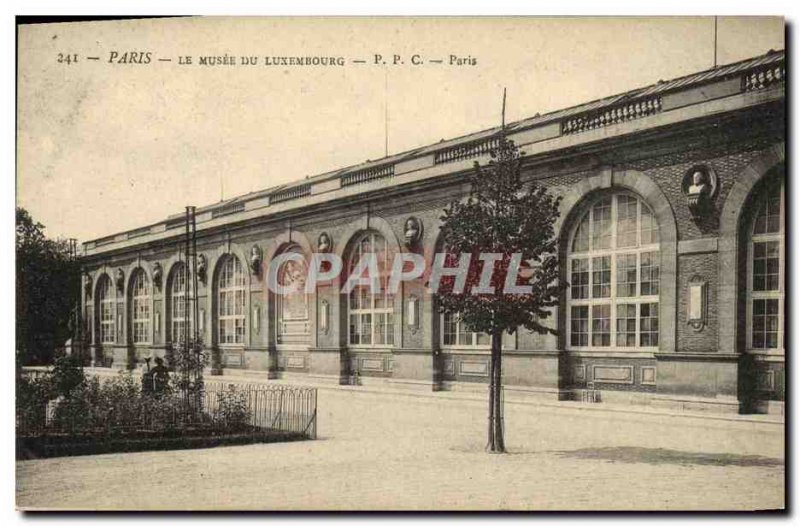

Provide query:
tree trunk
left=486, top=331, right=506, bottom=453
left=487, top=353, right=495, bottom=448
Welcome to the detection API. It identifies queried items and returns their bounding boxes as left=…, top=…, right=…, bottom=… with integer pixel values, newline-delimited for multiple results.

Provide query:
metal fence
left=18, top=374, right=317, bottom=441
left=203, top=381, right=318, bottom=439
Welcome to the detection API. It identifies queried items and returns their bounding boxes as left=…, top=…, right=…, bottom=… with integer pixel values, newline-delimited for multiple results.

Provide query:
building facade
left=79, top=51, right=786, bottom=414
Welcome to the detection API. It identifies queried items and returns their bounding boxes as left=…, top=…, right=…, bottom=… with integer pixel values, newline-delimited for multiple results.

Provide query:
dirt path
left=16, top=388, right=784, bottom=510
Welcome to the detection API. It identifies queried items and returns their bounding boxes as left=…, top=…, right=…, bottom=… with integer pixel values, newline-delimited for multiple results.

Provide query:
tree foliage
left=437, top=136, right=565, bottom=336
left=16, top=207, right=79, bottom=365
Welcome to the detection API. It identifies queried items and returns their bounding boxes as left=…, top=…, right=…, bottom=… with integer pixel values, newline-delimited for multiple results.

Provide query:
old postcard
left=15, top=16, right=785, bottom=511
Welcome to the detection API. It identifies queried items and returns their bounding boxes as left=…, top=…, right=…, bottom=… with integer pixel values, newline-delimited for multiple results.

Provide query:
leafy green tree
left=16, top=208, right=80, bottom=365
left=438, top=135, right=565, bottom=452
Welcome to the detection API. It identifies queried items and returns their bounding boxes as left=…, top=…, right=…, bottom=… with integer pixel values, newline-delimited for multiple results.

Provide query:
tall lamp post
left=68, top=238, right=84, bottom=369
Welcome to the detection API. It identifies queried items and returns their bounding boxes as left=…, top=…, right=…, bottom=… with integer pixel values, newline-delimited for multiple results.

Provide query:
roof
left=185, top=51, right=784, bottom=214
left=86, top=49, right=785, bottom=247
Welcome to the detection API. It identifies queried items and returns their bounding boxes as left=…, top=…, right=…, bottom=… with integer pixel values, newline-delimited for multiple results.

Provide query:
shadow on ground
left=552, top=447, right=784, bottom=468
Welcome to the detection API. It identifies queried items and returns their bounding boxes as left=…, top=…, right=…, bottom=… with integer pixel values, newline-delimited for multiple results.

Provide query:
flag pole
left=713, top=16, right=718, bottom=68
left=501, top=87, right=507, bottom=129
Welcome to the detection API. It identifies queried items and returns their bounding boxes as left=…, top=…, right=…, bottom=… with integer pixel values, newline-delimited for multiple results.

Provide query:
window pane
left=640, top=205, right=659, bottom=245
left=640, top=251, right=659, bottom=296
left=592, top=256, right=611, bottom=298
left=374, top=313, right=386, bottom=345
left=640, top=303, right=659, bottom=347
left=752, top=299, right=779, bottom=349
left=457, top=325, right=472, bottom=346
left=616, top=195, right=638, bottom=248
left=591, top=304, right=610, bottom=346
left=752, top=241, right=780, bottom=292
left=753, top=186, right=782, bottom=235
left=570, top=306, right=588, bottom=347
left=442, top=312, right=456, bottom=346
left=572, top=213, right=590, bottom=252
left=616, top=304, right=637, bottom=347
left=385, top=313, right=394, bottom=346
left=571, top=258, right=589, bottom=299
left=349, top=313, right=360, bottom=345
left=591, top=198, right=612, bottom=250
left=616, top=253, right=637, bottom=297
left=360, top=313, right=372, bottom=345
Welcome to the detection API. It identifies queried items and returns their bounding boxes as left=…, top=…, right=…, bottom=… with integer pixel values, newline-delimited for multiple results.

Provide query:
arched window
left=170, top=263, right=192, bottom=344
left=218, top=255, right=246, bottom=345
left=276, top=248, right=309, bottom=343
left=348, top=231, right=395, bottom=346
left=98, top=275, right=115, bottom=344
left=747, top=179, right=784, bottom=351
left=567, top=192, right=660, bottom=350
left=131, top=270, right=151, bottom=344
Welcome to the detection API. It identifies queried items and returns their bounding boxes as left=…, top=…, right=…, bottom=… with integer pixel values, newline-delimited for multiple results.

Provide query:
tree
left=437, top=134, right=565, bottom=453
left=16, top=208, right=80, bottom=366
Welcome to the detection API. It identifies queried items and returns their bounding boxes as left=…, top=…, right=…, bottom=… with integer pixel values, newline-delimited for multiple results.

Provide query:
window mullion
left=610, top=253, right=617, bottom=348
left=638, top=199, right=644, bottom=248
left=587, top=257, right=593, bottom=347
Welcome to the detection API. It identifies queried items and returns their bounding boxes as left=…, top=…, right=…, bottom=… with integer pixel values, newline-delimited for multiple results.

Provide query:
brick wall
left=676, top=253, right=719, bottom=353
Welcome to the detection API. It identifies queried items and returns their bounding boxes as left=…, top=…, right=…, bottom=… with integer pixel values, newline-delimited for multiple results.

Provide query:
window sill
left=565, top=348, right=657, bottom=359
left=747, top=349, right=785, bottom=357
left=441, top=347, right=492, bottom=354
left=348, top=346, right=395, bottom=353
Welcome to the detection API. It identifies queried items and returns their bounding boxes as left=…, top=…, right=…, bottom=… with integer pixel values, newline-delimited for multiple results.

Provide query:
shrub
left=50, top=377, right=100, bottom=433
left=140, top=394, right=186, bottom=431
left=49, top=372, right=144, bottom=434
left=16, top=374, right=53, bottom=433
left=214, top=386, right=251, bottom=431
left=50, top=354, right=86, bottom=398
left=20, top=371, right=258, bottom=439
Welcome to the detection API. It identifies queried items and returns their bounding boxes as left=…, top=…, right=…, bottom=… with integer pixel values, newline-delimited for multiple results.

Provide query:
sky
left=16, top=16, right=784, bottom=242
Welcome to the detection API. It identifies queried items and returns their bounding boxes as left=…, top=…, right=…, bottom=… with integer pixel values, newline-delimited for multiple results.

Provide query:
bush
left=49, top=372, right=144, bottom=434
left=50, top=377, right=100, bottom=433
left=19, top=371, right=257, bottom=439
left=214, top=386, right=252, bottom=431
left=50, top=354, right=86, bottom=398
left=140, top=394, right=186, bottom=431
left=16, top=374, right=53, bottom=433
left=16, top=356, right=86, bottom=434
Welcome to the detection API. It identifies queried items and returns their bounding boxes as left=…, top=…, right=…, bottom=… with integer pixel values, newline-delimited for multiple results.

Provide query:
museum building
left=79, top=50, right=786, bottom=414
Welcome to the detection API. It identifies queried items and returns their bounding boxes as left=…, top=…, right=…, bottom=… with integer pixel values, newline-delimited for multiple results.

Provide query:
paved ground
left=16, top=387, right=784, bottom=511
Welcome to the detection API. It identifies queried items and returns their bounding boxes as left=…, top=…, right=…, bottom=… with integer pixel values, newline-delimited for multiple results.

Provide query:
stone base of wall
left=649, top=393, right=741, bottom=414
left=750, top=400, right=785, bottom=415
left=218, top=367, right=279, bottom=380
left=307, top=348, right=346, bottom=383
left=440, top=381, right=561, bottom=403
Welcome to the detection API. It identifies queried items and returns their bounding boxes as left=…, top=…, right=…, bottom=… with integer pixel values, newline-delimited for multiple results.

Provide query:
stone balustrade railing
left=743, top=62, right=786, bottom=92
left=341, top=164, right=395, bottom=187
left=562, top=95, right=663, bottom=135
left=270, top=184, right=311, bottom=204
left=434, top=136, right=501, bottom=165
left=211, top=202, right=245, bottom=219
